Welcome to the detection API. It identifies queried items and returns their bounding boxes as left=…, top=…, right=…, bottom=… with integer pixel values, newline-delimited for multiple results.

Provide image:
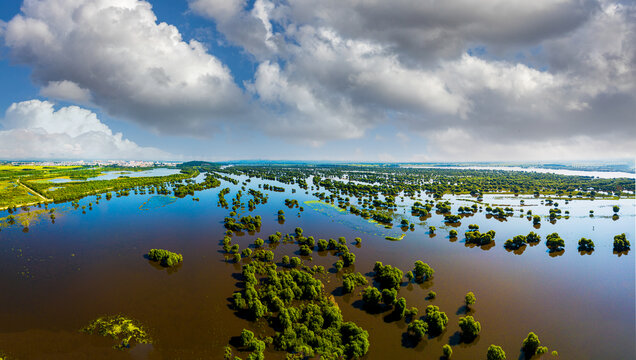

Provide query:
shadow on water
left=505, top=246, right=527, bottom=255
left=383, top=311, right=402, bottom=323
left=331, top=286, right=345, bottom=297
left=613, top=250, right=630, bottom=257
left=449, top=331, right=481, bottom=347
left=548, top=249, right=565, bottom=257
left=401, top=332, right=426, bottom=349
left=351, top=300, right=387, bottom=315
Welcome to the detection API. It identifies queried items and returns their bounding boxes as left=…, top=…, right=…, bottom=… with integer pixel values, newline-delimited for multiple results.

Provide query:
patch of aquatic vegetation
left=147, top=248, right=183, bottom=267
left=385, top=233, right=406, bottom=241
left=304, top=200, right=405, bottom=240
left=0, top=209, right=54, bottom=230
left=81, top=315, right=151, bottom=350
left=140, top=195, right=177, bottom=210
left=304, top=200, right=347, bottom=212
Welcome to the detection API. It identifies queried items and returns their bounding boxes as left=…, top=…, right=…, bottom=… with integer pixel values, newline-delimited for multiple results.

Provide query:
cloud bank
left=4, top=0, right=246, bottom=136
left=191, top=0, right=636, bottom=159
left=1, top=0, right=634, bottom=161
left=0, top=100, right=169, bottom=160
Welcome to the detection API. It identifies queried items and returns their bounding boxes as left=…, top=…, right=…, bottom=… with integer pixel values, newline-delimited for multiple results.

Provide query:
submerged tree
left=458, top=315, right=481, bottom=341
left=577, top=238, right=595, bottom=252
left=424, top=305, right=449, bottom=336
left=407, top=319, right=428, bottom=340
left=442, top=344, right=453, bottom=358
left=545, top=233, right=565, bottom=252
left=522, top=332, right=548, bottom=357
left=487, top=345, right=506, bottom=360
left=147, top=249, right=183, bottom=267
left=465, top=292, right=476, bottom=308
left=613, top=233, right=630, bottom=252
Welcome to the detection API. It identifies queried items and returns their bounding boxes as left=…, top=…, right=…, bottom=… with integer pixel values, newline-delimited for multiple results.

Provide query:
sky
left=0, top=0, right=634, bottom=162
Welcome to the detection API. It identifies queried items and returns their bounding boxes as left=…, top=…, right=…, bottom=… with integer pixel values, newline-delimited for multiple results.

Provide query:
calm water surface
left=0, top=175, right=633, bottom=359
left=47, top=168, right=180, bottom=183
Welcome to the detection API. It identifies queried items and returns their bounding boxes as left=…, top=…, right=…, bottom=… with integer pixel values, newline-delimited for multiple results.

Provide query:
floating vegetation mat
left=0, top=209, right=57, bottom=230
left=385, top=233, right=406, bottom=241
left=140, top=195, right=177, bottom=211
left=81, top=315, right=151, bottom=350
left=304, top=200, right=406, bottom=240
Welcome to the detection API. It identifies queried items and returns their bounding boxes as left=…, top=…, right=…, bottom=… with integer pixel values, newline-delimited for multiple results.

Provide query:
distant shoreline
left=402, top=165, right=636, bottom=179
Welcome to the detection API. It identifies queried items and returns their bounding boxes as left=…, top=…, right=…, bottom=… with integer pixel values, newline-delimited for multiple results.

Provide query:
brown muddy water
left=0, top=175, right=634, bottom=359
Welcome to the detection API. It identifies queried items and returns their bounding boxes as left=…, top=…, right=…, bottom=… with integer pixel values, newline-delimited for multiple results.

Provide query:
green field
left=0, top=165, right=196, bottom=207
left=0, top=180, right=43, bottom=209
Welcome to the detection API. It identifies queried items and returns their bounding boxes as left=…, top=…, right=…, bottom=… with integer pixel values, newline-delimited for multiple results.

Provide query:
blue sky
left=0, top=0, right=634, bottom=161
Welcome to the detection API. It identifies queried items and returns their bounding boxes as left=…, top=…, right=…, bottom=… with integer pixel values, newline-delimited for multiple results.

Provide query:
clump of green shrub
left=81, top=315, right=151, bottom=350
left=147, top=249, right=183, bottom=267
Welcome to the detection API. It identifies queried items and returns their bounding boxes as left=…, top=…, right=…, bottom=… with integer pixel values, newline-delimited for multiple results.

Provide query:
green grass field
left=0, top=180, right=40, bottom=209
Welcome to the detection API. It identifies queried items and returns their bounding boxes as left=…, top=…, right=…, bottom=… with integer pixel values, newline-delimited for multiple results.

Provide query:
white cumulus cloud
left=191, top=0, right=635, bottom=160
left=0, top=100, right=170, bottom=160
left=3, top=0, right=246, bottom=136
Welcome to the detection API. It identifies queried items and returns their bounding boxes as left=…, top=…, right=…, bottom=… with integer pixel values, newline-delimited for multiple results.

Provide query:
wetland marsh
left=0, top=164, right=633, bottom=359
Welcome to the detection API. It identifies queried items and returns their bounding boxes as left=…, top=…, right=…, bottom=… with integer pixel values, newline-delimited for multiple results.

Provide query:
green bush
left=577, top=238, right=595, bottom=252
left=442, top=344, right=452, bottom=358
left=373, top=262, right=403, bottom=290
left=147, top=249, right=183, bottom=267
left=424, top=305, right=448, bottom=336
left=362, top=286, right=382, bottom=308
left=465, top=292, right=476, bottom=307
left=407, top=319, right=428, bottom=339
left=546, top=233, right=565, bottom=251
left=458, top=315, right=481, bottom=340
left=613, top=233, right=630, bottom=252
left=487, top=344, right=506, bottom=360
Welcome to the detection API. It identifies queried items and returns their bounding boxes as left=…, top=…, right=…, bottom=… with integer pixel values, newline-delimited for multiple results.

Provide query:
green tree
left=577, top=238, right=595, bottom=252
left=393, top=297, right=407, bottom=319
left=487, top=344, right=506, bottom=360
left=546, top=233, right=565, bottom=252
left=613, top=233, right=630, bottom=252
left=414, top=260, right=435, bottom=282
left=425, top=305, right=449, bottom=336
left=458, top=315, right=481, bottom=340
left=147, top=249, right=183, bottom=267
left=521, top=332, right=541, bottom=356
left=334, top=260, right=344, bottom=271
left=504, top=235, right=527, bottom=250
left=465, top=292, right=476, bottom=307
left=290, top=257, right=301, bottom=268
left=362, top=286, right=382, bottom=308
left=526, top=232, right=541, bottom=244
left=341, top=322, right=370, bottom=358
left=382, top=288, right=397, bottom=306
left=373, top=262, right=403, bottom=290
left=240, top=329, right=255, bottom=347
left=407, top=319, right=428, bottom=339
left=443, top=344, right=452, bottom=358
